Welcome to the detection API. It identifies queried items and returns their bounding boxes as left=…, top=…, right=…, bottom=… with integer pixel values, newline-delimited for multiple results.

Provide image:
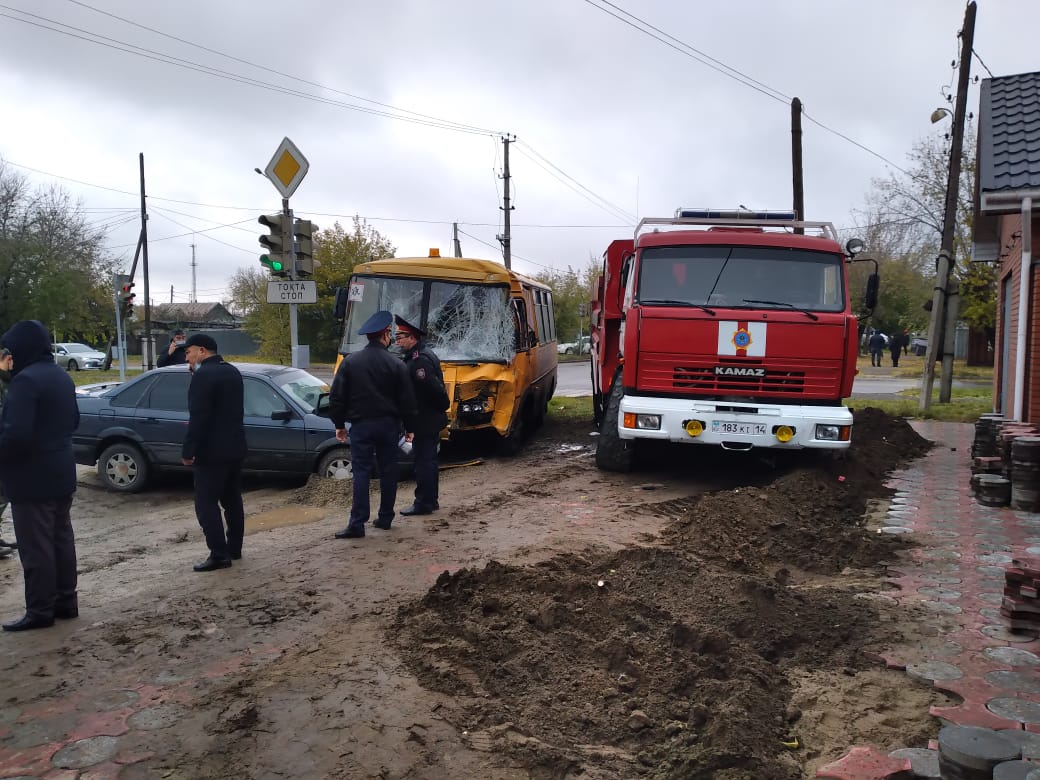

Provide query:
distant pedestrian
left=902, top=329, right=911, bottom=357
left=394, top=315, right=450, bottom=517
left=868, top=331, right=886, bottom=367
left=181, top=334, right=246, bottom=572
left=0, top=320, right=80, bottom=631
left=890, top=331, right=907, bottom=368
left=156, top=328, right=187, bottom=367
left=328, top=310, right=417, bottom=538
left=0, top=349, right=18, bottom=557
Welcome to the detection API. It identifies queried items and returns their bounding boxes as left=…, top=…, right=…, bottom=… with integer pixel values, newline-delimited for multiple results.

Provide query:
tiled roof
left=150, top=302, right=236, bottom=323
left=979, top=71, right=1040, bottom=193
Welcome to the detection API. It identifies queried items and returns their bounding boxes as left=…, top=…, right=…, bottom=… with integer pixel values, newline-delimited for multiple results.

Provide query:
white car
left=54, top=342, right=107, bottom=371
left=557, top=335, right=591, bottom=355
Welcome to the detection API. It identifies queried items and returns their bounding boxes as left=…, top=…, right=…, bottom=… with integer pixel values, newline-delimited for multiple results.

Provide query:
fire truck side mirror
left=864, top=273, right=880, bottom=311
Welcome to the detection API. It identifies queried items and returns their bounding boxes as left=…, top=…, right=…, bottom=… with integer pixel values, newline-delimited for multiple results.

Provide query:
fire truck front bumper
left=617, top=396, right=853, bottom=450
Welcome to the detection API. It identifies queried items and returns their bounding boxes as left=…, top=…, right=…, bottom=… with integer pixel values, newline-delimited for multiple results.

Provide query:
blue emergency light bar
left=675, top=208, right=798, bottom=220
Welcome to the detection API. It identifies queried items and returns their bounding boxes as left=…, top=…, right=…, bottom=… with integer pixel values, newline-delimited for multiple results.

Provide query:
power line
left=514, top=141, right=635, bottom=223
left=0, top=5, right=502, bottom=136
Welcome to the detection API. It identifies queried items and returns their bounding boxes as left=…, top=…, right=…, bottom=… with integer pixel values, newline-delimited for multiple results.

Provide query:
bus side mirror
left=864, top=272, right=879, bottom=311
left=333, top=287, right=349, bottom=320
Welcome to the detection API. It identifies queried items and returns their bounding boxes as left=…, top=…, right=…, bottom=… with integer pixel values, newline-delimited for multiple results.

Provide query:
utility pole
left=139, top=153, right=154, bottom=370
left=190, top=240, right=197, bottom=303
left=498, top=134, right=514, bottom=269
left=791, top=97, right=804, bottom=235
left=452, top=222, right=462, bottom=258
left=920, top=0, right=976, bottom=410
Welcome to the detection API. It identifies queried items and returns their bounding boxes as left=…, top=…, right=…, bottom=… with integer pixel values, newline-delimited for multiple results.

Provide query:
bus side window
left=512, top=298, right=531, bottom=351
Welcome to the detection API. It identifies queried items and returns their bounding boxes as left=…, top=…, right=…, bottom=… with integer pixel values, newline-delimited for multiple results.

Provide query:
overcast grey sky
left=0, top=1, right=1034, bottom=307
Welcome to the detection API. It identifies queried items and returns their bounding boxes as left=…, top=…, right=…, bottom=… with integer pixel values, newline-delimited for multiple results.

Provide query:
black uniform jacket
left=0, top=320, right=80, bottom=501
left=182, top=355, right=247, bottom=462
left=329, top=342, right=418, bottom=430
left=403, top=343, right=449, bottom=436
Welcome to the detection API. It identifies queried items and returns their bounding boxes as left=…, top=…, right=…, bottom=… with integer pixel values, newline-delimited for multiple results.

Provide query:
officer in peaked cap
left=328, top=310, right=417, bottom=539
left=393, top=314, right=449, bottom=517
left=357, top=310, right=393, bottom=336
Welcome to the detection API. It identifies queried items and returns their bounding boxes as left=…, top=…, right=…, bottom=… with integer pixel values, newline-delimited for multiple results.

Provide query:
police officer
left=394, top=315, right=449, bottom=516
left=181, top=333, right=247, bottom=571
left=329, top=310, right=417, bottom=538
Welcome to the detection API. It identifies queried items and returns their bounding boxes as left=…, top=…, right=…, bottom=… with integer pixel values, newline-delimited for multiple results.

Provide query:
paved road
left=313, top=359, right=986, bottom=400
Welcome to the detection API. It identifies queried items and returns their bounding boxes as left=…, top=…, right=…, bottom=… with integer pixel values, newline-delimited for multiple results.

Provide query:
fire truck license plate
left=712, top=421, right=767, bottom=436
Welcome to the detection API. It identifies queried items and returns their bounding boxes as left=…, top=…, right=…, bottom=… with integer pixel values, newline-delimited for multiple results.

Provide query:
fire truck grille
left=671, top=366, right=805, bottom=393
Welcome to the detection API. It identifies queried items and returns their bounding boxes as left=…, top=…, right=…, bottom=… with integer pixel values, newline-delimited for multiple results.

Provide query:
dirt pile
left=391, top=409, right=935, bottom=779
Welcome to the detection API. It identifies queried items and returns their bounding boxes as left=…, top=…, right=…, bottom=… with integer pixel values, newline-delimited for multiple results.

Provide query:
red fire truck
left=590, top=208, right=878, bottom=471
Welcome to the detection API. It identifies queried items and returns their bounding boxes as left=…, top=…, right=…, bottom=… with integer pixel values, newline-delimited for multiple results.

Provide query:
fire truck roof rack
left=635, top=208, right=838, bottom=242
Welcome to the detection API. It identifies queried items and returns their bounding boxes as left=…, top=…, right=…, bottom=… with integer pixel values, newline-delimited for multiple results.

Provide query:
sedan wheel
left=318, top=448, right=353, bottom=480
left=98, top=442, right=149, bottom=492
left=68, top=360, right=79, bottom=371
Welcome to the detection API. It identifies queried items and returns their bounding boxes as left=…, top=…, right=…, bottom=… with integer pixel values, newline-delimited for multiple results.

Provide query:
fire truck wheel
left=595, top=377, right=634, bottom=472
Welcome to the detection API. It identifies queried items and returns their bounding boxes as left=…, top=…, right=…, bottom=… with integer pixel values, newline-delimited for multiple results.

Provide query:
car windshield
left=272, top=369, right=328, bottom=413
left=65, top=344, right=95, bottom=353
left=637, top=245, right=846, bottom=313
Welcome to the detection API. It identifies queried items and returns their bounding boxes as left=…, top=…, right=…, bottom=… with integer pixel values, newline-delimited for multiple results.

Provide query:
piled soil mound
left=390, top=410, right=934, bottom=778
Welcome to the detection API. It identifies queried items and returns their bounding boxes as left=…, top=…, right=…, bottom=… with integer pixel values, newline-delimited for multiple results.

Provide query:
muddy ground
left=0, top=407, right=951, bottom=779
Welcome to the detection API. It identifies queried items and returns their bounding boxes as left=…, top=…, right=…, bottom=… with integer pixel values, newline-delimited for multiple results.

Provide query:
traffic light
left=293, top=218, right=317, bottom=276
left=258, top=213, right=291, bottom=278
left=119, top=281, right=135, bottom=320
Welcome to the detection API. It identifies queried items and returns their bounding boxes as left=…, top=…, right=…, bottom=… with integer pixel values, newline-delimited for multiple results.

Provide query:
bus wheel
left=498, top=415, right=526, bottom=456
left=595, top=377, right=634, bottom=472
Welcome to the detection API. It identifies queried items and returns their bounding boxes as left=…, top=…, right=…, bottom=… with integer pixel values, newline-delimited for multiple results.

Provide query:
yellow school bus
left=334, top=251, right=558, bottom=452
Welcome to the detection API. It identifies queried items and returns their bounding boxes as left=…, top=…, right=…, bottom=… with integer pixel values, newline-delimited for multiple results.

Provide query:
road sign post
left=259, top=138, right=310, bottom=367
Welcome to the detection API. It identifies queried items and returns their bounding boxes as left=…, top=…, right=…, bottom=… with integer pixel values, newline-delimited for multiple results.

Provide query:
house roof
left=973, top=71, right=1040, bottom=261
left=150, top=302, right=237, bottom=324
left=979, top=71, right=1040, bottom=198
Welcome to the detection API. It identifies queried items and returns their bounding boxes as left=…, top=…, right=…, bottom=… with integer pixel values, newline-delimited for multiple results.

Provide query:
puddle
left=246, top=506, right=328, bottom=533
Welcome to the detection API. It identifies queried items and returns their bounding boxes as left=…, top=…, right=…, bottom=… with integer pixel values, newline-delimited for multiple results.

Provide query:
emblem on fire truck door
left=717, top=321, right=767, bottom=357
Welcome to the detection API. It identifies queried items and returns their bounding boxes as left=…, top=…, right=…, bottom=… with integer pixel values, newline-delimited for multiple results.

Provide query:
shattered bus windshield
left=341, top=276, right=514, bottom=362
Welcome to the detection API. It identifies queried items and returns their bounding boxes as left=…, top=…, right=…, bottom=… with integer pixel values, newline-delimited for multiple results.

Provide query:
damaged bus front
left=335, top=252, right=558, bottom=453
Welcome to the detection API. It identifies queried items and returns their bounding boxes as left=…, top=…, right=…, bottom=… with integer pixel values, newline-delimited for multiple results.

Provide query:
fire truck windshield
left=636, top=245, right=845, bottom=313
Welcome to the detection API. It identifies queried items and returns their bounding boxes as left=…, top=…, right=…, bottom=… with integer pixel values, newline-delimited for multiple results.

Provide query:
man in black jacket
left=156, top=328, right=187, bottom=367
left=0, top=320, right=80, bottom=631
left=181, top=333, right=246, bottom=571
left=329, top=310, right=417, bottom=538
left=394, top=315, right=449, bottom=516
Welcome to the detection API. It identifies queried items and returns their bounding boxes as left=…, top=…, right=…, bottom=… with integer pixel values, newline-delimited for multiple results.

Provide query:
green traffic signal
left=260, top=253, right=287, bottom=277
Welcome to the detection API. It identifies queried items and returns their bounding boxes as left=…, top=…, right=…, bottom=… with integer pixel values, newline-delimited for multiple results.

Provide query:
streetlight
left=931, top=107, right=953, bottom=124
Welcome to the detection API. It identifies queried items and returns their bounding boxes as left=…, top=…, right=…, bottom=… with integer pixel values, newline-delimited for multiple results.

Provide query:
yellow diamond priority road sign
left=263, top=137, right=309, bottom=199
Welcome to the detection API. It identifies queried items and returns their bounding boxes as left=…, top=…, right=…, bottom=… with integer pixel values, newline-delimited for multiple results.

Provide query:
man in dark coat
left=394, top=315, right=449, bottom=516
left=156, top=328, right=187, bottom=367
left=181, top=333, right=246, bottom=571
left=868, top=331, right=886, bottom=367
left=329, top=310, right=417, bottom=538
left=0, top=320, right=80, bottom=631
left=889, top=330, right=907, bottom=368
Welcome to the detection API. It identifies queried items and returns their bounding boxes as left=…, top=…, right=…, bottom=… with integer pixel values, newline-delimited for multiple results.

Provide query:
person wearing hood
left=0, top=348, right=18, bottom=557
left=0, top=320, right=80, bottom=631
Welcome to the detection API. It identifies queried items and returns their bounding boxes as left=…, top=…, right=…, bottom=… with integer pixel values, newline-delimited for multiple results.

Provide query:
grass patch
left=548, top=396, right=593, bottom=421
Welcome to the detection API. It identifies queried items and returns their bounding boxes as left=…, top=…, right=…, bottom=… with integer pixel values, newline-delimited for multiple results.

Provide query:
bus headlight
left=774, top=425, right=795, bottom=443
left=815, top=424, right=851, bottom=442
left=684, top=419, right=704, bottom=437
left=623, top=413, right=661, bottom=430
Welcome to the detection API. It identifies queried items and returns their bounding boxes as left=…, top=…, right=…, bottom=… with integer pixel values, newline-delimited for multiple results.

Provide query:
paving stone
left=919, top=600, right=963, bottom=615
left=985, top=647, right=1040, bottom=666
left=938, top=725, right=1020, bottom=769
left=989, top=698, right=1040, bottom=725
left=980, top=565, right=1011, bottom=577
left=918, top=586, right=962, bottom=600
left=126, top=705, right=183, bottom=730
left=6, top=717, right=75, bottom=748
left=982, top=625, right=1039, bottom=642
left=92, top=690, right=139, bottom=712
left=994, top=758, right=1040, bottom=779
left=978, top=553, right=1015, bottom=565
left=927, top=530, right=962, bottom=540
left=906, top=660, right=963, bottom=682
left=986, top=671, right=1040, bottom=693
left=51, top=736, right=120, bottom=769
left=887, top=747, right=939, bottom=778
left=997, top=727, right=1040, bottom=759
left=880, top=526, right=914, bottom=535
left=815, top=744, right=913, bottom=778
left=921, top=549, right=963, bottom=560
left=978, top=591, right=1006, bottom=605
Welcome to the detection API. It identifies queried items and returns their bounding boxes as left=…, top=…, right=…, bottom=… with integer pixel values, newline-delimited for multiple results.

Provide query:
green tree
left=228, top=217, right=395, bottom=362
left=0, top=161, right=119, bottom=344
left=531, top=257, right=599, bottom=343
left=855, top=125, right=995, bottom=350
